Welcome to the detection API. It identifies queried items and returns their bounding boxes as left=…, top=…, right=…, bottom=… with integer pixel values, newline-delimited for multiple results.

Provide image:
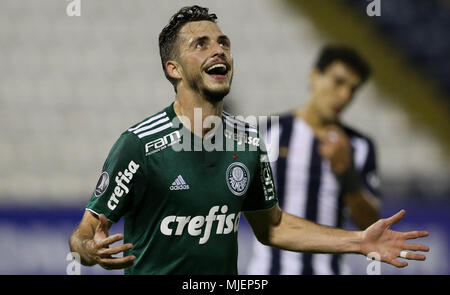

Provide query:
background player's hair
left=315, top=45, right=371, bottom=83
left=159, top=5, right=218, bottom=91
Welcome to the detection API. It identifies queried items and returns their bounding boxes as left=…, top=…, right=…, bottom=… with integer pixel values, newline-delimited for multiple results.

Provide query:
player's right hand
left=85, top=214, right=136, bottom=270
left=318, top=125, right=352, bottom=174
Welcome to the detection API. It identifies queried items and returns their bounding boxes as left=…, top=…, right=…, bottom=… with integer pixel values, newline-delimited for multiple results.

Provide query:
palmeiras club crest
left=226, top=162, right=250, bottom=196
left=94, top=171, right=109, bottom=197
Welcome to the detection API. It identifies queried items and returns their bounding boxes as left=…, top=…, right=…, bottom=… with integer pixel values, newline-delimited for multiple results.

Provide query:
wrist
left=336, top=163, right=362, bottom=194
left=354, top=230, right=364, bottom=255
left=336, top=229, right=364, bottom=254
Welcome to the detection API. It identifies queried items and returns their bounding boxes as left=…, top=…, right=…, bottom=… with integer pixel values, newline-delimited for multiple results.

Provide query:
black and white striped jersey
left=247, top=113, right=380, bottom=275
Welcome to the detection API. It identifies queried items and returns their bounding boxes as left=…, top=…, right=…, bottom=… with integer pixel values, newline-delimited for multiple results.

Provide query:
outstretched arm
left=69, top=211, right=135, bottom=269
left=244, top=205, right=429, bottom=268
left=319, top=125, right=380, bottom=229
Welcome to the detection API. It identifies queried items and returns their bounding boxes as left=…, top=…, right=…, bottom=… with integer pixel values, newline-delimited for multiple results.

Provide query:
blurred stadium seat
left=346, top=0, right=450, bottom=97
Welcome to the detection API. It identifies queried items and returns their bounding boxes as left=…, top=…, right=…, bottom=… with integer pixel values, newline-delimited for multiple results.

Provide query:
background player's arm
left=244, top=205, right=429, bottom=268
left=69, top=211, right=135, bottom=269
left=319, top=125, right=380, bottom=229
left=344, top=189, right=380, bottom=229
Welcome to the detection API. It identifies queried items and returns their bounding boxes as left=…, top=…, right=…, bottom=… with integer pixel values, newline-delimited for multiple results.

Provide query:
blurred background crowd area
left=0, top=0, right=448, bottom=274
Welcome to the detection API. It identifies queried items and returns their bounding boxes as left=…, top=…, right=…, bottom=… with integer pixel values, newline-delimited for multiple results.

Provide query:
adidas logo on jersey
left=170, top=175, right=190, bottom=191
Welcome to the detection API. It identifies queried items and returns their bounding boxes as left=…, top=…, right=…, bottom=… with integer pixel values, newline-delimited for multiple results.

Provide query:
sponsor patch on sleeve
left=94, top=171, right=110, bottom=197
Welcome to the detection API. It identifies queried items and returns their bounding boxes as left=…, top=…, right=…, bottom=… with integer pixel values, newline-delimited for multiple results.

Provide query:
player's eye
left=196, top=41, right=205, bottom=49
left=219, top=39, right=230, bottom=48
left=334, top=77, right=346, bottom=87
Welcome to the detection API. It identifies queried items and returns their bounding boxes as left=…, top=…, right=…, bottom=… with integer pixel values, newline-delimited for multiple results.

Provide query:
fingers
left=99, top=255, right=136, bottom=270
left=403, top=230, right=429, bottom=240
left=318, top=126, right=339, bottom=142
left=398, top=251, right=427, bottom=261
left=318, top=127, right=350, bottom=158
left=404, top=252, right=426, bottom=261
left=401, top=242, right=430, bottom=252
left=98, top=243, right=133, bottom=257
left=98, top=233, right=124, bottom=248
left=318, top=143, right=330, bottom=158
left=324, top=125, right=342, bottom=135
left=400, top=231, right=430, bottom=259
left=320, top=131, right=340, bottom=145
left=385, top=210, right=406, bottom=226
left=389, top=258, right=408, bottom=268
left=326, top=131, right=340, bottom=143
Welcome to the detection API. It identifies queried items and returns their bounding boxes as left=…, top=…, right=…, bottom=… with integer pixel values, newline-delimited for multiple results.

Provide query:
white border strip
left=137, top=122, right=173, bottom=138
left=85, top=208, right=116, bottom=224
left=132, top=117, right=170, bottom=134
left=128, top=112, right=167, bottom=132
left=223, top=113, right=258, bottom=129
left=224, top=119, right=258, bottom=133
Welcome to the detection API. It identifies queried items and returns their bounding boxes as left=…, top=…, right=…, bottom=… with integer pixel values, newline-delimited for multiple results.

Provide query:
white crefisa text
left=107, top=160, right=140, bottom=210
left=160, top=205, right=240, bottom=244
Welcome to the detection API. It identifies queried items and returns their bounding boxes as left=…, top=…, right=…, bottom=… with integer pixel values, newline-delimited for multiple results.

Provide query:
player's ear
left=310, top=68, right=321, bottom=89
left=310, top=68, right=321, bottom=81
left=166, top=60, right=182, bottom=80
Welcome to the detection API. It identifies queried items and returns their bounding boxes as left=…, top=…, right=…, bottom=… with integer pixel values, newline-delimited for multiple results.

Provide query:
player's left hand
left=359, top=210, right=429, bottom=267
left=318, top=125, right=351, bottom=174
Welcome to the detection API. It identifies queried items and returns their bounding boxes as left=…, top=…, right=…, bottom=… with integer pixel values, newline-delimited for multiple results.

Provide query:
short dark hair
left=315, top=45, right=371, bottom=83
left=159, top=6, right=218, bottom=90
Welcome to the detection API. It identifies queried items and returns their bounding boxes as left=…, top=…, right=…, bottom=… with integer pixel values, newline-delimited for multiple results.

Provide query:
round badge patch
left=226, top=162, right=250, bottom=196
left=94, top=171, right=109, bottom=197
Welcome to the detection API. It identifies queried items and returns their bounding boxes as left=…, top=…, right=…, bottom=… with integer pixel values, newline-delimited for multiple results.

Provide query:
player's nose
left=338, top=86, right=353, bottom=103
left=210, top=41, right=226, bottom=58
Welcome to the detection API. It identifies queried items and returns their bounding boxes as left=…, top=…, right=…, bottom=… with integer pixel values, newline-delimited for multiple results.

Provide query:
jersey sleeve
left=86, top=132, right=147, bottom=223
left=360, top=139, right=381, bottom=197
left=242, top=137, right=278, bottom=211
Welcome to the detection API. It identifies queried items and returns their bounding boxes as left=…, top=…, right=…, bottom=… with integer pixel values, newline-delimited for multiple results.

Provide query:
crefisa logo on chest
left=226, top=162, right=250, bottom=196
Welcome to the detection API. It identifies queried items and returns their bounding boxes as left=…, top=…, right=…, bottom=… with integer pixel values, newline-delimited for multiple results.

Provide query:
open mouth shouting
left=204, top=61, right=230, bottom=80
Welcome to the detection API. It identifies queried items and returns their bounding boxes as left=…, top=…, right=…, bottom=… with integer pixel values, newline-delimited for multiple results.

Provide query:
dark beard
left=204, top=71, right=233, bottom=103
left=187, top=73, right=233, bottom=104
left=202, top=87, right=230, bottom=103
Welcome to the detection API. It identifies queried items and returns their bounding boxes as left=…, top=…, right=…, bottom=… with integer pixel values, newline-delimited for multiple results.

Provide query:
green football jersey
left=86, top=103, right=278, bottom=274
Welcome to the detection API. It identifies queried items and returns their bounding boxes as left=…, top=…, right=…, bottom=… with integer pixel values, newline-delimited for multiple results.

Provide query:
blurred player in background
left=69, top=6, right=429, bottom=274
left=248, top=46, right=381, bottom=275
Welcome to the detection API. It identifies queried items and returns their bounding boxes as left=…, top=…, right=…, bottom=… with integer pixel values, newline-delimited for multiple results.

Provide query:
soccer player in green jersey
left=69, top=5, right=429, bottom=274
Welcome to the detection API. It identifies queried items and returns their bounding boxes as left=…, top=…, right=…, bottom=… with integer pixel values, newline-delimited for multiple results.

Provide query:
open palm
left=360, top=210, right=429, bottom=268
